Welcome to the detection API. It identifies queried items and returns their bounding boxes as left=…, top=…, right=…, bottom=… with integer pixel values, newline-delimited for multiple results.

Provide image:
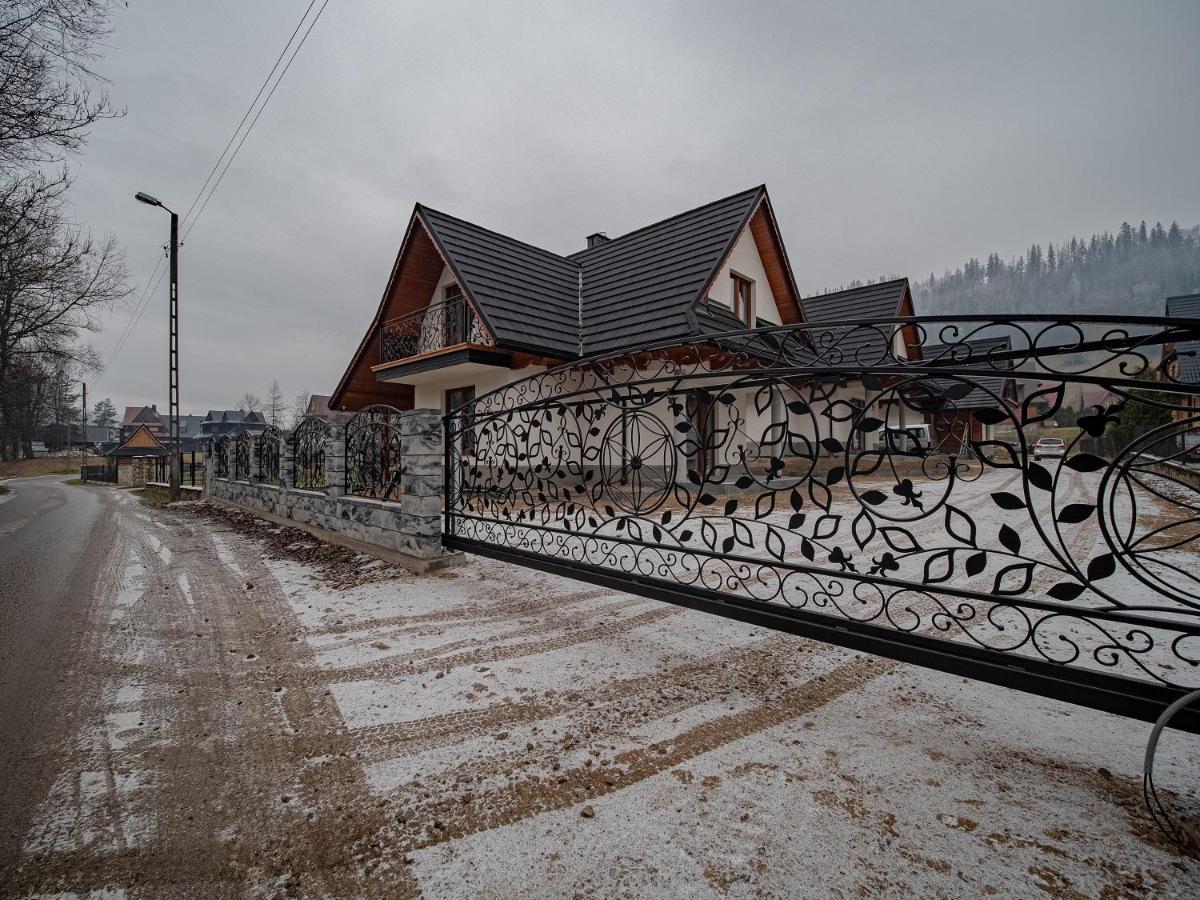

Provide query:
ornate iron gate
left=444, top=315, right=1200, bottom=733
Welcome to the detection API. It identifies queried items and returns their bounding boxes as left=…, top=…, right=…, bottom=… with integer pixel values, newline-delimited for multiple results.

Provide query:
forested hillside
left=911, top=220, right=1200, bottom=318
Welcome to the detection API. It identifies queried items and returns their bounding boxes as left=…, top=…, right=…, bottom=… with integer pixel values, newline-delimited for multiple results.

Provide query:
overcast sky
left=70, top=0, right=1200, bottom=416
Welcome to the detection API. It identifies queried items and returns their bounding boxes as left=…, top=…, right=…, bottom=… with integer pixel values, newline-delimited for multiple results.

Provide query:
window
left=445, top=386, right=476, bottom=455
left=731, top=272, right=754, bottom=326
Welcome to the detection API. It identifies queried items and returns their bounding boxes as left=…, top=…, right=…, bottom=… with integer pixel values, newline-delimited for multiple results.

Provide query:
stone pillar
left=203, top=444, right=214, bottom=496
left=399, top=409, right=444, bottom=559
left=280, top=429, right=295, bottom=491
left=324, top=423, right=346, bottom=498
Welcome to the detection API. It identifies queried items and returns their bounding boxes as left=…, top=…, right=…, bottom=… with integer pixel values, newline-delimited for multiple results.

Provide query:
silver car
left=1033, top=437, right=1066, bottom=461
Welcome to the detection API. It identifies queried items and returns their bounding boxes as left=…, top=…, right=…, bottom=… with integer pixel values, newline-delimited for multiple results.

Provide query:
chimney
left=585, top=232, right=610, bottom=249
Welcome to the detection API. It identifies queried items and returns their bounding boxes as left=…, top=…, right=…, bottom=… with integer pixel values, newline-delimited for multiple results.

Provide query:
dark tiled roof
left=1167, top=292, right=1200, bottom=383
left=418, top=206, right=580, bottom=357
left=920, top=338, right=1015, bottom=410
left=412, top=187, right=766, bottom=359
left=799, top=279, right=911, bottom=365
left=576, top=187, right=764, bottom=355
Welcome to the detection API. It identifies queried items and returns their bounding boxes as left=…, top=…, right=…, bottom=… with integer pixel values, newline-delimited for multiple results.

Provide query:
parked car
left=1033, top=437, right=1067, bottom=461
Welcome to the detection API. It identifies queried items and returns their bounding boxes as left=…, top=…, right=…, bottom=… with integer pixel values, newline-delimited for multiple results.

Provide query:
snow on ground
left=261, top=532, right=1200, bottom=898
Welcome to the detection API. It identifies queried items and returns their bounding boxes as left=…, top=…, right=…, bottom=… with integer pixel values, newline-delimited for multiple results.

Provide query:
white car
left=1033, top=437, right=1066, bottom=461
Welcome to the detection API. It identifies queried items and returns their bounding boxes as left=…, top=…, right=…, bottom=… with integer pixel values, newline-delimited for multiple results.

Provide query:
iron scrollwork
left=346, top=405, right=404, bottom=500
left=213, top=436, right=229, bottom=479
left=292, top=417, right=329, bottom=490
left=256, top=425, right=282, bottom=485
left=233, top=432, right=253, bottom=481
left=446, top=314, right=1200, bottom=707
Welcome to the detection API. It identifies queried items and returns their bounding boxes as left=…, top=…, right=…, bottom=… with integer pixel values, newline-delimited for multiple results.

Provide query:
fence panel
left=291, top=417, right=329, bottom=490
left=256, top=426, right=282, bottom=485
left=345, top=406, right=404, bottom=500
left=444, top=314, right=1200, bottom=732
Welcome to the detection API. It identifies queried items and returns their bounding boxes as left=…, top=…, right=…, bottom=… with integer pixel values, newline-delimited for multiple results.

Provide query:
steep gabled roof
left=575, top=186, right=766, bottom=354
left=920, top=337, right=1016, bottom=410
left=1166, top=292, right=1200, bottom=383
left=330, top=185, right=806, bottom=408
left=123, top=405, right=161, bottom=426
left=800, top=279, right=912, bottom=363
left=106, top=423, right=167, bottom=457
left=418, top=206, right=580, bottom=357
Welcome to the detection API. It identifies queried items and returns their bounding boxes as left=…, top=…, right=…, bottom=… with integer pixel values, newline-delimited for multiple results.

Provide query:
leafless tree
left=238, top=392, right=262, bottom=414
left=291, top=392, right=311, bottom=428
left=266, top=380, right=284, bottom=426
left=0, top=1, right=123, bottom=168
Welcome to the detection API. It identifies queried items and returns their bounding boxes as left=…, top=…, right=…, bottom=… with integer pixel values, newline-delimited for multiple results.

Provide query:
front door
left=445, top=385, right=476, bottom=456
left=686, top=392, right=715, bottom=478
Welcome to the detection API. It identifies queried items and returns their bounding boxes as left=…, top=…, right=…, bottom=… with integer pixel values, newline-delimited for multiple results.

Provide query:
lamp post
left=135, top=191, right=180, bottom=501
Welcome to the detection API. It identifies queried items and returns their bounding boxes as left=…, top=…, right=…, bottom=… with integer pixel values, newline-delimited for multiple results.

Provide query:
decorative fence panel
left=213, top=436, right=230, bottom=479
left=292, top=417, right=329, bottom=490
left=256, top=425, right=282, bottom=485
left=345, top=405, right=404, bottom=500
left=444, top=314, right=1200, bottom=732
left=233, top=432, right=253, bottom=480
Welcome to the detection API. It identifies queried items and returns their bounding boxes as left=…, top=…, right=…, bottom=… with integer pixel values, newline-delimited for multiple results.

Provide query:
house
left=119, top=406, right=205, bottom=451
left=121, top=405, right=167, bottom=441
left=200, top=409, right=267, bottom=439
left=303, top=393, right=353, bottom=424
left=1163, top=292, right=1200, bottom=449
left=330, top=186, right=935, bottom=478
left=916, top=337, right=1019, bottom=453
left=103, top=423, right=169, bottom=485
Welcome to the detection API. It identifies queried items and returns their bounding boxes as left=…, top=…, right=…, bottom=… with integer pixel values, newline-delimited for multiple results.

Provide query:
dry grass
left=0, top=456, right=105, bottom=479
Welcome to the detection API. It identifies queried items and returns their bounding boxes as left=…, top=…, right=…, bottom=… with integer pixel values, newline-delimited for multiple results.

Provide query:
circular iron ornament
left=256, top=425, right=282, bottom=485
left=600, top=410, right=676, bottom=514
left=447, top=313, right=1200, bottom=695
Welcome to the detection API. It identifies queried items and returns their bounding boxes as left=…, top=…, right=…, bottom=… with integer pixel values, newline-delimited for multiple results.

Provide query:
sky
left=68, top=0, right=1200, bottom=416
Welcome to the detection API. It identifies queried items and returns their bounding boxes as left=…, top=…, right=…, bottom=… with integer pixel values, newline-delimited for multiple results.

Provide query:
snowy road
left=0, top=483, right=1197, bottom=897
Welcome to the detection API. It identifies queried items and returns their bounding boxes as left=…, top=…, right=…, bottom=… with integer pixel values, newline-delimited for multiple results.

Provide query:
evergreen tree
left=92, top=397, right=117, bottom=429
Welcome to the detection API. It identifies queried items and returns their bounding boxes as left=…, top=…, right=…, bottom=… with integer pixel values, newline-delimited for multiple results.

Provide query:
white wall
left=706, top=225, right=783, bottom=326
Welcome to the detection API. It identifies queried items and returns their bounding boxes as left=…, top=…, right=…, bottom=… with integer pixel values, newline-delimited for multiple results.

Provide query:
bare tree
left=266, top=380, right=284, bottom=426
left=238, top=392, right=261, bottom=414
left=291, top=392, right=310, bottom=428
left=0, top=1, right=123, bottom=168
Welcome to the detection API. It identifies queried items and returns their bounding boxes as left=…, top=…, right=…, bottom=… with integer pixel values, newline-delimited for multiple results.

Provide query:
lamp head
left=134, top=191, right=162, bottom=207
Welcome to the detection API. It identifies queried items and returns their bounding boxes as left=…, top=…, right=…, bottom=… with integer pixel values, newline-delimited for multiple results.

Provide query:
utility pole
left=168, top=208, right=180, bottom=501
left=81, top=381, right=87, bottom=482
left=135, top=191, right=181, bottom=501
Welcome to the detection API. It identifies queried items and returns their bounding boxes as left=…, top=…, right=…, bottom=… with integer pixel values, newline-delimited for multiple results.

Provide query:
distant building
left=1163, top=292, right=1200, bottom=450
left=200, top=409, right=267, bottom=439
left=119, top=406, right=206, bottom=452
left=304, top=394, right=353, bottom=424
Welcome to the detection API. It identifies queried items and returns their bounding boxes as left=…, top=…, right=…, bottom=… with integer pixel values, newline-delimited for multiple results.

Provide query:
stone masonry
left=204, top=408, right=455, bottom=572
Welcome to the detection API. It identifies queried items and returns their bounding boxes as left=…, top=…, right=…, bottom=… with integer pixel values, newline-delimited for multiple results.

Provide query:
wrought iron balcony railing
left=380, top=296, right=489, bottom=363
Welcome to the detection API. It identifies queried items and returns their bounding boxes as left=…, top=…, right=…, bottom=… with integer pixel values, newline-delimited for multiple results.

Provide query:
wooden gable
left=330, top=211, right=446, bottom=411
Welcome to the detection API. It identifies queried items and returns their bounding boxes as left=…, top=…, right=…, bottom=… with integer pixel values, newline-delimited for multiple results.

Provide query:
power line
left=183, top=0, right=331, bottom=241
left=97, top=0, right=332, bottom=381
left=179, top=0, right=321, bottom=226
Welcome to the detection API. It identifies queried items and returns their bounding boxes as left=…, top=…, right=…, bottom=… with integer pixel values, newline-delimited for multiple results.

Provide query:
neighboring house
left=917, top=337, right=1019, bottom=452
left=304, top=393, right=353, bottom=424
left=121, top=405, right=167, bottom=441
left=200, top=410, right=267, bottom=439
left=119, top=406, right=205, bottom=451
left=104, top=424, right=168, bottom=485
left=1163, top=292, right=1200, bottom=449
left=330, top=185, right=936, bottom=477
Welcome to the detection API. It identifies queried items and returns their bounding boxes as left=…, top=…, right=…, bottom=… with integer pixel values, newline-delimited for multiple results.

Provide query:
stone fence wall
left=204, top=408, right=455, bottom=572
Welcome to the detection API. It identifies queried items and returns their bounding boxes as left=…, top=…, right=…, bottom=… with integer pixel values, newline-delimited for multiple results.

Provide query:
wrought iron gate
left=443, top=314, right=1200, bottom=733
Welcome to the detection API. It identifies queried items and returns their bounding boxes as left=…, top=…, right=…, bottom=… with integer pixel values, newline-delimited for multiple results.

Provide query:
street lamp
left=135, top=191, right=181, bottom=501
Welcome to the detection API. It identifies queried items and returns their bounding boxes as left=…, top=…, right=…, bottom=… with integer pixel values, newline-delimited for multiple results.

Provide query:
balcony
left=380, top=296, right=490, bottom=364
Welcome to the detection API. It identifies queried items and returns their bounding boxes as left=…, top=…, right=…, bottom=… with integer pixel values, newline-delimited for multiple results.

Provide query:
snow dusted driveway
left=1, top=486, right=1198, bottom=898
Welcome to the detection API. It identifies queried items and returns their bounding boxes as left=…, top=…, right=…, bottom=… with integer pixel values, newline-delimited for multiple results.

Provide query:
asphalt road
left=0, top=476, right=117, bottom=876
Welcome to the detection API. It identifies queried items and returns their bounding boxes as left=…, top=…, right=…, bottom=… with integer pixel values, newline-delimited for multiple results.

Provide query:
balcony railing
left=380, top=296, right=489, bottom=363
